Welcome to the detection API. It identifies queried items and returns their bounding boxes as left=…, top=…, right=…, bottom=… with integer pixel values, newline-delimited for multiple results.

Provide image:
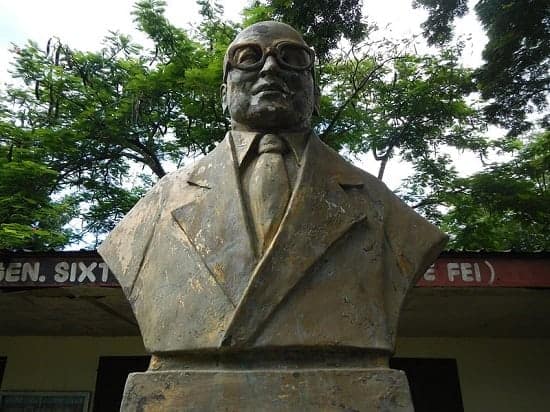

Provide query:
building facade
left=1, top=250, right=549, bottom=411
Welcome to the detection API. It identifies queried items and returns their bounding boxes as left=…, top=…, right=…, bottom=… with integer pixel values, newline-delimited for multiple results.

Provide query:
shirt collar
left=231, top=129, right=310, bottom=167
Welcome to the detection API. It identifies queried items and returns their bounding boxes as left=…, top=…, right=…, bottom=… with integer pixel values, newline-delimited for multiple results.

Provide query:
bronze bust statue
left=99, top=21, right=447, bottom=411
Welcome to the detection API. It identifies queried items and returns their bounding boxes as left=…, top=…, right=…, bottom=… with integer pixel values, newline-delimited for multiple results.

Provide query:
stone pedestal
left=121, top=368, right=413, bottom=411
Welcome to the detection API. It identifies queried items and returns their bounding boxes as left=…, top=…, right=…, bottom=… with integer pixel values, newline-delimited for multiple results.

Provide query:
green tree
left=413, top=0, right=469, bottom=46
left=0, top=0, right=235, bottom=249
left=317, top=40, right=485, bottom=196
left=0, top=115, right=77, bottom=249
left=475, top=0, right=550, bottom=135
left=5, top=0, right=537, bottom=252
left=440, top=131, right=550, bottom=250
left=414, top=0, right=550, bottom=135
left=242, top=0, right=366, bottom=61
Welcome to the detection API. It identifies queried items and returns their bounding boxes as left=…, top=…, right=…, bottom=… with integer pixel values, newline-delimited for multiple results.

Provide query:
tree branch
left=321, top=55, right=401, bottom=141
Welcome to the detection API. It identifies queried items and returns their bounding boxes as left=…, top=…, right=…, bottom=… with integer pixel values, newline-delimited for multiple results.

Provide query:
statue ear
left=220, top=84, right=228, bottom=114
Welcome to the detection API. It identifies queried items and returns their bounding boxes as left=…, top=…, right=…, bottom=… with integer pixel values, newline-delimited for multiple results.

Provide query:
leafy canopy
left=441, top=131, right=550, bottom=251
left=414, top=0, right=550, bottom=136
left=1, top=0, right=547, bottom=251
left=0, top=0, right=236, bottom=249
left=242, top=0, right=366, bottom=61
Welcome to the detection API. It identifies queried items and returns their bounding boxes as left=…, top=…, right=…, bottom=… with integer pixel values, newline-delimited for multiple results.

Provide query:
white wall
left=0, top=336, right=145, bottom=392
left=396, top=337, right=550, bottom=412
left=1, top=336, right=549, bottom=412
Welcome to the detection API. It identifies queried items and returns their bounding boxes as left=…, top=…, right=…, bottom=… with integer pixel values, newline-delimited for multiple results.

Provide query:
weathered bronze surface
left=99, top=20, right=447, bottom=411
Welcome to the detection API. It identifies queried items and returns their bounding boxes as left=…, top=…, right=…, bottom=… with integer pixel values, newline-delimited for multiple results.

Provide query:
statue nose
left=260, top=55, right=281, bottom=74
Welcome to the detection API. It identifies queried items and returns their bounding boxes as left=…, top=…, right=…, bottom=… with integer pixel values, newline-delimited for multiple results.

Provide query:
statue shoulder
left=316, top=138, right=447, bottom=281
left=97, top=165, right=193, bottom=294
left=373, top=177, right=448, bottom=283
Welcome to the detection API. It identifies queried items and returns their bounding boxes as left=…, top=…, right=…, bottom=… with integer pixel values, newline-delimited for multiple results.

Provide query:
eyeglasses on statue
left=224, top=41, right=315, bottom=82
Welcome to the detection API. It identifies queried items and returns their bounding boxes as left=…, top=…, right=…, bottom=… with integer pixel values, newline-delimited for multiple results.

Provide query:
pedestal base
left=121, top=368, right=414, bottom=411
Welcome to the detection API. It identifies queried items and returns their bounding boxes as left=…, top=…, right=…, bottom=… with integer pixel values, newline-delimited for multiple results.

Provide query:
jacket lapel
left=171, top=134, right=257, bottom=307
left=224, top=133, right=369, bottom=347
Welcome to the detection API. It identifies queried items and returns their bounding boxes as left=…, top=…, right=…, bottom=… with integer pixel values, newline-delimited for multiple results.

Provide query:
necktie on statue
left=248, top=133, right=291, bottom=254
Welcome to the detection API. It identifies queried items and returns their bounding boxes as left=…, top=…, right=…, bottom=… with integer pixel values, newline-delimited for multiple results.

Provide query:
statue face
left=222, top=22, right=317, bottom=132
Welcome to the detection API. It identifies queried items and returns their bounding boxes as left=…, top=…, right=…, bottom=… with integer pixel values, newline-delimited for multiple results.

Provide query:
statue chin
left=234, top=105, right=309, bottom=132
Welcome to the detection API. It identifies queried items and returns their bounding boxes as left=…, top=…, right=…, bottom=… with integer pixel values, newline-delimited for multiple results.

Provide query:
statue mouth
left=252, top=81, right=290, bottom=95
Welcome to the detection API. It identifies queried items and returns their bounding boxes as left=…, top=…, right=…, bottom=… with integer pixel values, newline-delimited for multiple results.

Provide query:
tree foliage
left=0, top=0, right=235, bottom=248
left=243, top=0, right=366, bottom=61
left=413, top=0, right=469, bottom=46
left=0, top=0, right=487, bottom=249
left=441, top=131, right=550, bottom=250
left=1, top=0, right=547, bottom=251
left=318, top=42, right=484, bottom=184
left=475, top=0, right=550, bottom=135
left=414, top=0, right=550, bottom=135
left=0, top=115, right=77, bottom=249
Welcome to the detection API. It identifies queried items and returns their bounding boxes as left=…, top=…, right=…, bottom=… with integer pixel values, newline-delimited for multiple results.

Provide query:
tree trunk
left=377, top=156, right=389, bottom=181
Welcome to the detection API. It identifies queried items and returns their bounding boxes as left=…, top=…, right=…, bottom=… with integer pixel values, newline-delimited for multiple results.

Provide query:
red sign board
left=1, top=252, right=548, bottom=288
left=417, top=256, right=550, bottom=288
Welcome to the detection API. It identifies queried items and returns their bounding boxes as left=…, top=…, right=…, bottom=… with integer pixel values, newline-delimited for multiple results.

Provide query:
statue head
left=221, top=21, right=319, bottom=132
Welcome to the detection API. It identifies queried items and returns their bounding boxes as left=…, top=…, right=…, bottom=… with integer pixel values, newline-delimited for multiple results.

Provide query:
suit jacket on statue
left=98, top=132, right=447, bottom=354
